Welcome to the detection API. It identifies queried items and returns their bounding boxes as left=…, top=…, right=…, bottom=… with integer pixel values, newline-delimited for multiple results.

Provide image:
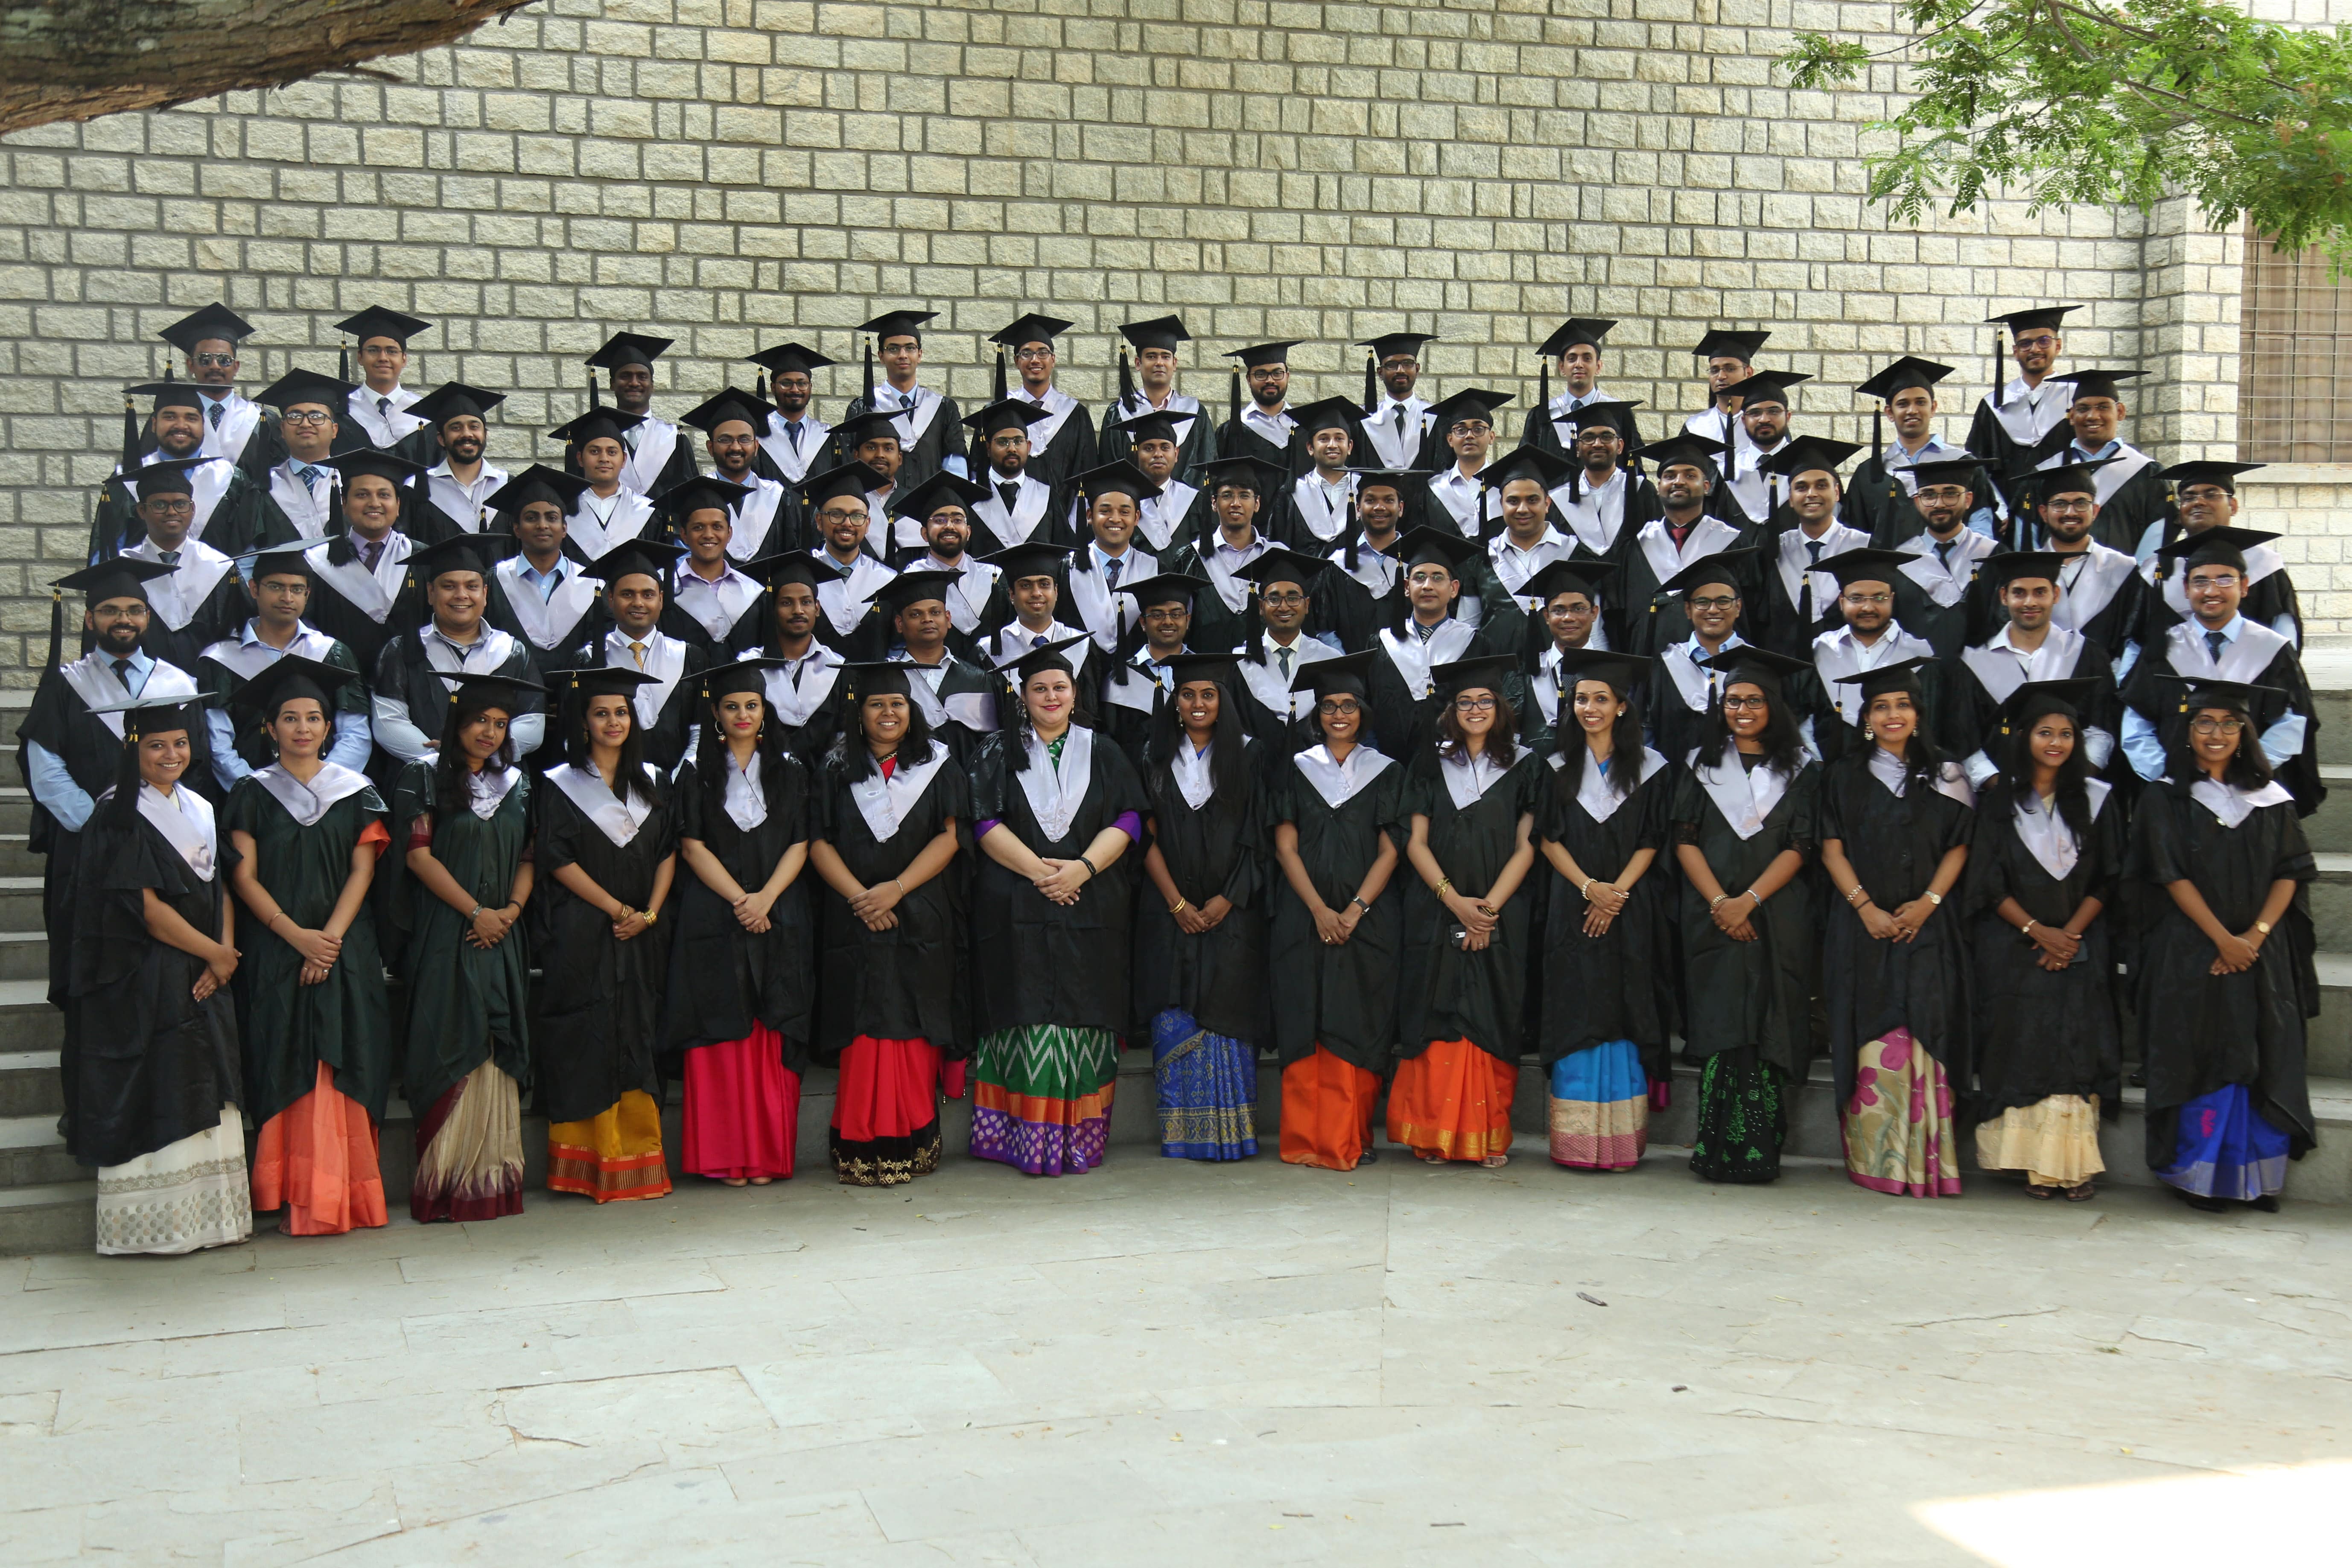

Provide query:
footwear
left=1357, top=1142, right=1380, bottom=1164
left=2250, top=1194, right=2281, bottom=1213
left=1481, top=1154, right=1509, bottom=1169
left=2065, top=1181, right=2096, bottom=1202
left=1419, top=1152, right=1447, bottom=1165
left=2179, top=1190, right=2230, bottom=1213
left=2026, top=1184, right=2055, bottom=1201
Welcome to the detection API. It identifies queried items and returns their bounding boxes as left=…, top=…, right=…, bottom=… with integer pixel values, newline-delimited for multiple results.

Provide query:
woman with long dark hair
left=1134, top=652, right=1268, bottom=1161
left=665, top=657, right=816, bottom=1187
left=1670, top=647, right=1818, bottom=1185
left=64, top=695, right=251, bottom=1254
left=809, top=663, right=967, bottom=1185
left=1535, top=650, right=1676, bottom=1171
left=1269, top=653, right=1404, bottom=1171
left=533, top=666, right=678, bottom=1204
left=1389, top=655, right=1544, bottom=1166
left=395, top=673, right=539, bottom=1223
left=966, top=635, right=1147, bottom=1176
left=1964, top=679, right=2123, bottom=1201
left=222, top=656, right=393, bottom=1236
left=2133, top=677, right=2318, bottom=1211
left=1818, top=658, right=1975, bottom=1199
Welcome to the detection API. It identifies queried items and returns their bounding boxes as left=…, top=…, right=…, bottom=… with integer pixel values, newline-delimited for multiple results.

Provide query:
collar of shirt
left=579, top=489, right=621, bottom=521
left=426, top=623, right=487, bottom=657
left=197, top=388, right=232, bottom=405
left=1498, top=527, right=1568, bottom=563
left=1240, top=405, right=1294, bottom=437
left=517, top=557, right=569, bottom=587
left=2070, top=438, right=2123, bottom=462
left=1678, top=632, right=1744, bottom=661
left=105, top=647, right=158, bottom=679
left=2001, top=375, right=2062, bottom=408
left=1090, top=540, right=1139, bottom=574
left=1213, top=532, right=1268, bottom=565
left=2202, top=614, right=2247, bottom=644
left=1550, top=386, right=1607, bottom=414
left=1890, top=435, right=1956, bottom=465
left=880, top=382, right=926, bottom=411
left=681, top=561, right=756, bottom=592
left=238, top=619, right=310, bottom=651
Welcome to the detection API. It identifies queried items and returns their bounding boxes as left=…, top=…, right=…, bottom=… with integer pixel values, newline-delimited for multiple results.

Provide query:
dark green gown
left=663, top=753, right=817, bottom=1065
left=1267, top=747, right=1407, bottom=1073
left=1669, top=753, right=1820, bottom=1182
left=1394, top=747, right=1544, bottom=1064
left=223, top=775, right=395, bottom=1131
left=391, top=763, right=534, bottom=1118
left=530, top=766, right=678, bottom=1124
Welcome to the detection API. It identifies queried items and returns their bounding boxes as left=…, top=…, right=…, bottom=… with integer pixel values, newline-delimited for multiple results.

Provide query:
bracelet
left=2020, top=918, right=2038, bottom=936
left=642, top=907, right=658, bottom=926
left=1579, top=877, right=1596, bottom=898
left=1077, top=854, right=1098, bottom=878
left=1923, top=889, right=1943, bottom=906
left=467, top=905, right=484, bottom=923
left=1350, top=896, right=1372, bottom=915
left=1436, top=877, right=1454, bottom=897
left=1709, top=892, right=1730, bottom=911
left=1168, top=898, right=1190, bottom=916
left=1844, top=885, right=1867, bottom=905
left=892, top=878, right=906, bottom=897
left=1744, top=886, right=1765, bottom=905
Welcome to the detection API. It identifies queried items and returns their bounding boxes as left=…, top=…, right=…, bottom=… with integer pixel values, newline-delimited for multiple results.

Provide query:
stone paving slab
left=3, top=1140, right=2349, bottom=1563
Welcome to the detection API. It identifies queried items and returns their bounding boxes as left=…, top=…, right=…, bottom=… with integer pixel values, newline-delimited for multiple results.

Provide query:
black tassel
left=1362, top=351, right=1377, bottom=414
left=1993, top=326, right=2005, bottom=407
left=1117, top=347, right=1134, bottom=409
left=1536, top=354, right=1550, bottom=423
left=1872, top=401, right=1883, bottom=463
left=1568, top=463, right=1580, bottom=505
left=588, top=369, right=601, bottom=409
left=1228, top=364, right=1242, bottom=431
left=118, top=391, right=140, bottom=472
left=1343, top=496, right=1360, bottom=571
left=338, top=341, right=350, bottom=382
left=992, top=346, right=1007, bottom=404
left=44, top=586, right=61, bottom=679
left=862, top=337, right=876, bottom=408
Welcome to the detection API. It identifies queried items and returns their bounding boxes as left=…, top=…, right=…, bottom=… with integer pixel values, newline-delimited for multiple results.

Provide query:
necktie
left=1103, top=556, right=1122, bottom=592
left=998, top=482, right=1020, bottom=510
left=111, top=657, right=134, bottom=689
left=207, top=400, right=223, bottom=430
left=160, top=550, right=179, bottom=566
left=1935, top=539, right=1954, bottom=569
left=360, top=539, right=383, bottom=572
left=791, top=659, right=805, bottom=691
left=376, top=396, right=391, bottom=420
left=629, top=640, right=648, bottom=670
left=2206, top=630, right=2227, bottom=664
left=298, top=464, right=323, bottom=489
left=1800, top=539, right=1822, bottom=624
left=1278, top=646, right=1293, bottom=683
left=785, top=420, right=802, bottom=450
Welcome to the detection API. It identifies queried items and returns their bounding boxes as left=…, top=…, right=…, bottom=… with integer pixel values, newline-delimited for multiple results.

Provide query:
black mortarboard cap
left=988, top=313, right=1076, bottom=350
left=327, top=449, right=426, bottom=488
left=1107, top=406, right=1185, bottom=446
left=550, top=665, right=665, bottom=698
left=1695, top=646, right=1812, bottom=685
left=1118, top=315, right=1191, bottom=353
left=1072, top=458, right=1162, bottom=505
left=983, top=540, right=1077, bottom=582
left=1481, top=447, right=1577, bottom=491
left=487, top=464, right=592, bottom=517
left=1194, top=454, right=1284, bottom=494
left=89, top=693, right=220, bottom=739
left=699, top=656, right=788, bottom=701
left=1293, top=649, right=1376, bottom=699
left=586, top=538, right=684, bottom=587
left=746, top=342, right=834, bottom=376
left=2166, top=676, right=2283, bottom=715
left=236, top=542, right=317, bottom=583
left=1549, top=648, right=1650, bottom=697
left=832, top=408, right=909, bottom=449
left=657, top=474, right=752, bottom=520
left=800, top=460, right=888, bottom=507
left=1357, top=330, right=1439, bottom=360
left=1986, top=305, right=2081, bottom=333
left=751, top=551, right=846, bottom=592
left=857, top=309, right=935, bottom=341
left=586, top=332, right=673, bottom=370
left=1829, top=656, right=1938, bottom=702
left=1423, top=388, right=1513, bottom=434
left=1759, top=435, right=1864, bottom=480
left=1693, top=328, right=1770, bottom=361
left=254, top=367, right=357, bottom=411
left=1236, top=548, right=1324, bottom=592
left=1819, top=547, right=1916, bottom=590
left=129, top=455, right=209, bottom=500
left=2031, top=458, right=2112, bottom=501
left=159, top=303, right=255, bottom=353
left=2154, top=525, right=2279, bottom=564
left=407, top=534, right=502, bottom=583
left=1656, top=548, right=1757, bottom=597
left=56, top=557, right=177, bottom=604
left=1854, top=357, right=1953, bottom=400
left=127, top=380, right=205, bottom=414
left=1394, top=525, right=1480, bottom=574
left=231, top=653, right=357, bottom=719
left=1222, top=340, right=1300, bottom=369
left=843, top=661, right=913, bottom=701
left=1430, top=653, right=1517, bottom=699
left=1982, top=550, right=2069, bottom=589
left=2064, top=368, right=2140, bottom=403
left=960, top=398, right=1052, bottom=437
left=409, top=382, right=505, bottom=426
left=1519, top=559, right=1617, bottom=603
left=1164, top=650, right=1246, bottom=685
left=876, top=569, right=962, bottom=616
left=1718, top=370, right=1809, bottom=407
left=1639, top=431, right=1729, bottom=474
left=1114, top=571, right=1205, bottom=610
left=1905, top=454, right=1986, bottom=489
left=888, top=470, right=992, bottom=522
left=1556, top=397, right=1644, bottom=434
left=1999, top=676, right=2101, bottom=732
left=995, top=631, right=1094, bottom=681
left=547, top=408, right=645, bottom=448
left=679, top=388, right=776, bottom=434
left=1290, top=395, right=1367, bottom=439
left=1537, top=318, right=1617, bottom=357
left=2163, top=460, right=2264, bottom=493
left=335, top=307, right=432, bottom=347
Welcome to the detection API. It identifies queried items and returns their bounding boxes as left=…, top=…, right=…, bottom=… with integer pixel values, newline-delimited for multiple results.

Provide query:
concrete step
left=0, top=787, right=34, bottom=838
left=2307, top=766, right=2352, bottom=853
left=2313, top=685, right=2352, bottom=767
left=0, top=932, right=47, bottom=984
left=0, top=876, right=43, bottom=931
left=0, top=1049, right=59, bottom=1119
left=0, top=1113, right=83, bottom=1188
left=2309, top=855, right=2352, bottom=950
left=0, top=1182, right=93, bottom=1258
left=0, top=982, right=58, bottom=1053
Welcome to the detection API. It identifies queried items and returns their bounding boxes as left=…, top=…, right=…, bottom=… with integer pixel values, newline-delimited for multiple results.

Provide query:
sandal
left=1419, top=1152, right=1448, bottom=1166
left=1481, top=1154, right=1509, bottom=1169
left=2026, top=1184, right=2055, bottom=1201
left=2064, top=1182, right=2096, bottom=1202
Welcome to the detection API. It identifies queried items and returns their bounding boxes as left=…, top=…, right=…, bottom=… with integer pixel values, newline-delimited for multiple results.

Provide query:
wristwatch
left=1349, top=896, right=1372, bottom=914
left=2254, top=919, right=2273, bottom=936
left=1923, top=890, right=1943, bottom=906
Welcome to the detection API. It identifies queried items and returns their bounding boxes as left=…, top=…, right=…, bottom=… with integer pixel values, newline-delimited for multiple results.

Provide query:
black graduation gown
left=966, top=728, right=1148, bottom=1038
left=841, top=392, right=967, bottom=489
left=2051, top=548, right=2147, bottom=665
left=62, top=804, right=242, bottom=1169
left=1098, top=654, right=1169, bottom=777
left=554, top=634, right=710, bottom=772
left=89, top=465, right=270, bottom=562
left=1536, top=753, right=1678, bottom=1077
left=813, top=746, right=971, bottom=1055
left=372, top=630, right=544, bottom=783
left=303, top=541, right=420, bottom=675
left=1131, top=743, right=1270, bottom=1044
left=1395, top=748, right=1544, bottom=1064
left=2084, top=461, right=2171, bottom=554
left=1217, top=417, right=1304, bottom=478
left=1843, top=456, right=1999, bottom=547
left=2117, top=632, right=2325, bottom=816
left=1945, top=636, right=2121, bottom=781
left=529, top=769, right=678, bottom=1122
left=1818, top=752, right=1976, bottom=1105
left=2130, top=781, right=2319, bottom=1163
left=140, top=572, right=250, bottom=676
left=771, top=667, right=851, bottom=773
left=1614, top=518, right=1768, bottom=658
left=2133, top=538, right=2303, bottom=649
left=1668, top=756, right=1821, bottom=1082
left=1308, top=551, right=1404, bottom=654
left=662, top=755, right=817, bottom=1067
left=1962, top=781, right=2124, bottom=1121
left=1267, top=749, right=1406, bottom=1073
left=1024, top=399, right=1099, bottom=489
left=900, top=655, right=1001, bottom=770
left=222, top=779, right=395, bottom=1131
left=1965, top=398, right=2074, bottom=478
left=1153, top=541, right=1257, bottom=655
left=388, top=764, right=534, bottom=1113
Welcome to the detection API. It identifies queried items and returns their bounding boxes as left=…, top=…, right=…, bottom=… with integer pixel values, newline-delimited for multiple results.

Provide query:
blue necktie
left=298, top=464, right=324, bottom=489
left=206, top=401, right=223, bottom=430
left=2206, top=630, right=2226, bottom=663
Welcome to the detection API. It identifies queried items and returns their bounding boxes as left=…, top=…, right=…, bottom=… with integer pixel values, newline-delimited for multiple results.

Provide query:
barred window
left=2240, top=232, right=2352, bottom=463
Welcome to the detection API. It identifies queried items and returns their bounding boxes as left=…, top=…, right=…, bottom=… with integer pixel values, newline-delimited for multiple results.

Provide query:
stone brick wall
left=3, top=0, right=2344, bottom=677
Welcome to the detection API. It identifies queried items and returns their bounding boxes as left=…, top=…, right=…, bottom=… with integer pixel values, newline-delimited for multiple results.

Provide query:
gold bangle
left=1168, top=898, right=1189, bottom=916
left=1436, top=877, right=1454, bottom=896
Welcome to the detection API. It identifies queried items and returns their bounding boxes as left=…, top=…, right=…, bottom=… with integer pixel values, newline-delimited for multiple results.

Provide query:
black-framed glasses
left=1841, top=592, right=1893, bottom=606
left=1686, top=595, right=1739, bottom=611
left=1316, top=699, right=1361, bottom=716
left=1259, top=591, right=1307, bottom=606
left=1721, top=694, right=1769, bottom=711
left=280, top=410, right=335, bottom=426
left=2190, top=717, right=2246, bottom=735
left=1453, top=695, right=1497, bottom=712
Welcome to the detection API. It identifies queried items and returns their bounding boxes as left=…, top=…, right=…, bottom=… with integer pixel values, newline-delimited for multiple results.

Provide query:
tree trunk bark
left=1, top=0, right=535, bottom=137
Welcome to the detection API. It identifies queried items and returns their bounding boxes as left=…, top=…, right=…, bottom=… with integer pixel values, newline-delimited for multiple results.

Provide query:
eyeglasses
left=281, top=409, right=335, bottom=426
left=819, top=507, right=868, bottom=523
left=709, top=433, right=759, bottom=447
left=1259, top=591, right=1307, bottom=606
left=1316, top=699, right=1361, bottom=716
left=191, top=353, right=236, bottom=368
left=1685, top=595, right=1739, bottom=611
left=142, top=498, right=194, bottom=515
left=2186, top=574, right=2241, bottom=590
left=1448, top=421, right=1492, bottom=436
left=2013, top=332, right=2060, bottom=350
left=1407, top=571, right=1453, bottom=587
left=1014, top=347, right=1054, bottom=362
left=2191, top=717, right=2246, bottom=735
left=1452, top=696, right=1497, bottom=712
left=1720, top=695, right=1769, bottom=711
left=1841, top=592, right=1893, bottom=606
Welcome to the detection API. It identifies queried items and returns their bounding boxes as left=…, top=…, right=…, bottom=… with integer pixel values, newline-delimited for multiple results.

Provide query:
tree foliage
left=1783, top=0, right=2352, bottom=265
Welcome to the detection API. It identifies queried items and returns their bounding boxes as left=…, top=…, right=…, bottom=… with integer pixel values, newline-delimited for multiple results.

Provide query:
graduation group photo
left=25, top=285, right=2329, bottom=1262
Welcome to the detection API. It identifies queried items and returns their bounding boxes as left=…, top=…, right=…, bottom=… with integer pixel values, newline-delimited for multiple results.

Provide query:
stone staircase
left=8, top=681, right=2352, bottom=1255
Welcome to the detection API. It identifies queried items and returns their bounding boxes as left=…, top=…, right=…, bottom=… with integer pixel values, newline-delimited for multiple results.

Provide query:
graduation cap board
left=487, top=464, right=592, bottom=517
left=961, top=399, right=1052, bottom=437
left=1549, top=648, right=1649, bottom=697
left=994, top=631, right=1094, bottom=680
left=679, top=389, right=776, bottom=434
left=2065, top=369, right=2140, bottom=404
left=989, top=314, right=1075, bottom=350
left=1290, top=395, right=1366, bottom=439
left=1717, top=370, right=1809, bottom=408
left=699, top=656, right=788, bottom=701
left=1759, top=436, right=1864, bottom=481
left=1979, top=551, right=2069, bottom=590
left=888, top=471, right=992, bottom=522
left=1694, top=329, right=1770, bottom=363
left=126, top=456, right=210, bottom=501
left=1108, top=407, right=1185, bottom=446
left=2025, top=458, right=2113, bottom=502
left=236, top=543, right=318, bottom=583
left=750, top=551, right=846, bottom=592
left=875, top=570, right=963, bottom=616
left=1818, top=548, right=1915, bottom=591
left=406, top=535, right=505, bottom=584
left=2153, top=525, right=2281, bottom=568
left=1482, top=447, right=1577, bottom=492
left=548, top=408, right=645, bottom=449
left=85, top=692, right=222, bottom=737
left=1906, top=454, right=1987, bottom=491
left=1639, top=432, right=1728, bottom=475
left=746, top=342, right=834, bottom=376
left=1071, top=458, right=1161, bottom=504
left=1518, top=559, right=1617, bottom=604
left=984, top=542, right=1076, bottom=582
left=585, top=539, right=685, bottom=587
left=1430, top=654, right=1517, bottom=699
left=1393, top=525, right=1481, bottom=575
left=56, top=558, right=178, bottom=605
left=230, top=654, right=357, bottom=719
left=159, top=303, right=255, bottom=353
left=1194, top=455, right=1284, bottom=495
left=1828, top=655, right=1938, bottom=703
left=800, top=461, right=889, bottom=508
left=1236, top=548, right=1324, bottom=592
left=858, top=310, right=936, bottom=342
left=409, top=383, right=505, bottom=427
left=1695, top=646, right=1812, bottom=686
left=1999, top=677, right=2102, bottom=734
left=1292, top=649, right=1376, bottom=698
left=335, top=307, right=432, bottom=347
left=127, top=380, right=205, bottom=413
left=1358, top=331, right=1438, bottom=361
left=1118, top=316, right=1190, bottom=353
left=254, top=368, right=356, bottom=411
left=1987, top=306, right=2081, bottom=334
left=327, top=449, right=427, bottom=488
left=1655, top=549, right=1757, bottom=597
left=1424, top=389, right=1512, bottom=434
left=658, top=474, right=753, bottom=521
left=2163, top=461, right=2265, bottom=493
left=1223, top=341, right=1299, bottom=369
left=1538, top=319, right=1616, bottom=358
left=832, top=408, right=909, bottom=449
left=586, top=333, right=674, bottom=371
left=1112, top=571, right=1206, bottom=610
left=1855, top=358, right=1954, bottom=401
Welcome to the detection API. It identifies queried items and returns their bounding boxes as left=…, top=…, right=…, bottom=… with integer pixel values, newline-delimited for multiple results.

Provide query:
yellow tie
left=629, top=640, right=647, bottom=670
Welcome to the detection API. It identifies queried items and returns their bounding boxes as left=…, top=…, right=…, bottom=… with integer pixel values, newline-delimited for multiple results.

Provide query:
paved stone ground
left=3, top=1138, right=2349, bottom=1565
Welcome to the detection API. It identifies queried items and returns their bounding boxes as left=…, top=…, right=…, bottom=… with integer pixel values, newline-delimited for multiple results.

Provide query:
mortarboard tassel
left=1342, top=495, right=1360, bottom=572
left=1117, top=347, right=1134, bottom=410
left=338, top=339, right=350, bottom=383
left=1228, top=363, right=1242, bottom=431
left=1568, top=460, right=1581, bottom=505
left=1992, top=325, right=2005, bottom=410
left=587, top=368, right=601, bottom=408
left=44, top=585, right=62, bottom=679
left=1536, top=350, right=1549, bottom=423
left=862, top=337, right=876, bottom=408
left=992, top=345, right=1007, bottom=404
left=118, top=390, right=140, bottom=473
left=1362, top=350, right=1377, bottom=415
left=1872, top=401, right=1883, bottom=464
